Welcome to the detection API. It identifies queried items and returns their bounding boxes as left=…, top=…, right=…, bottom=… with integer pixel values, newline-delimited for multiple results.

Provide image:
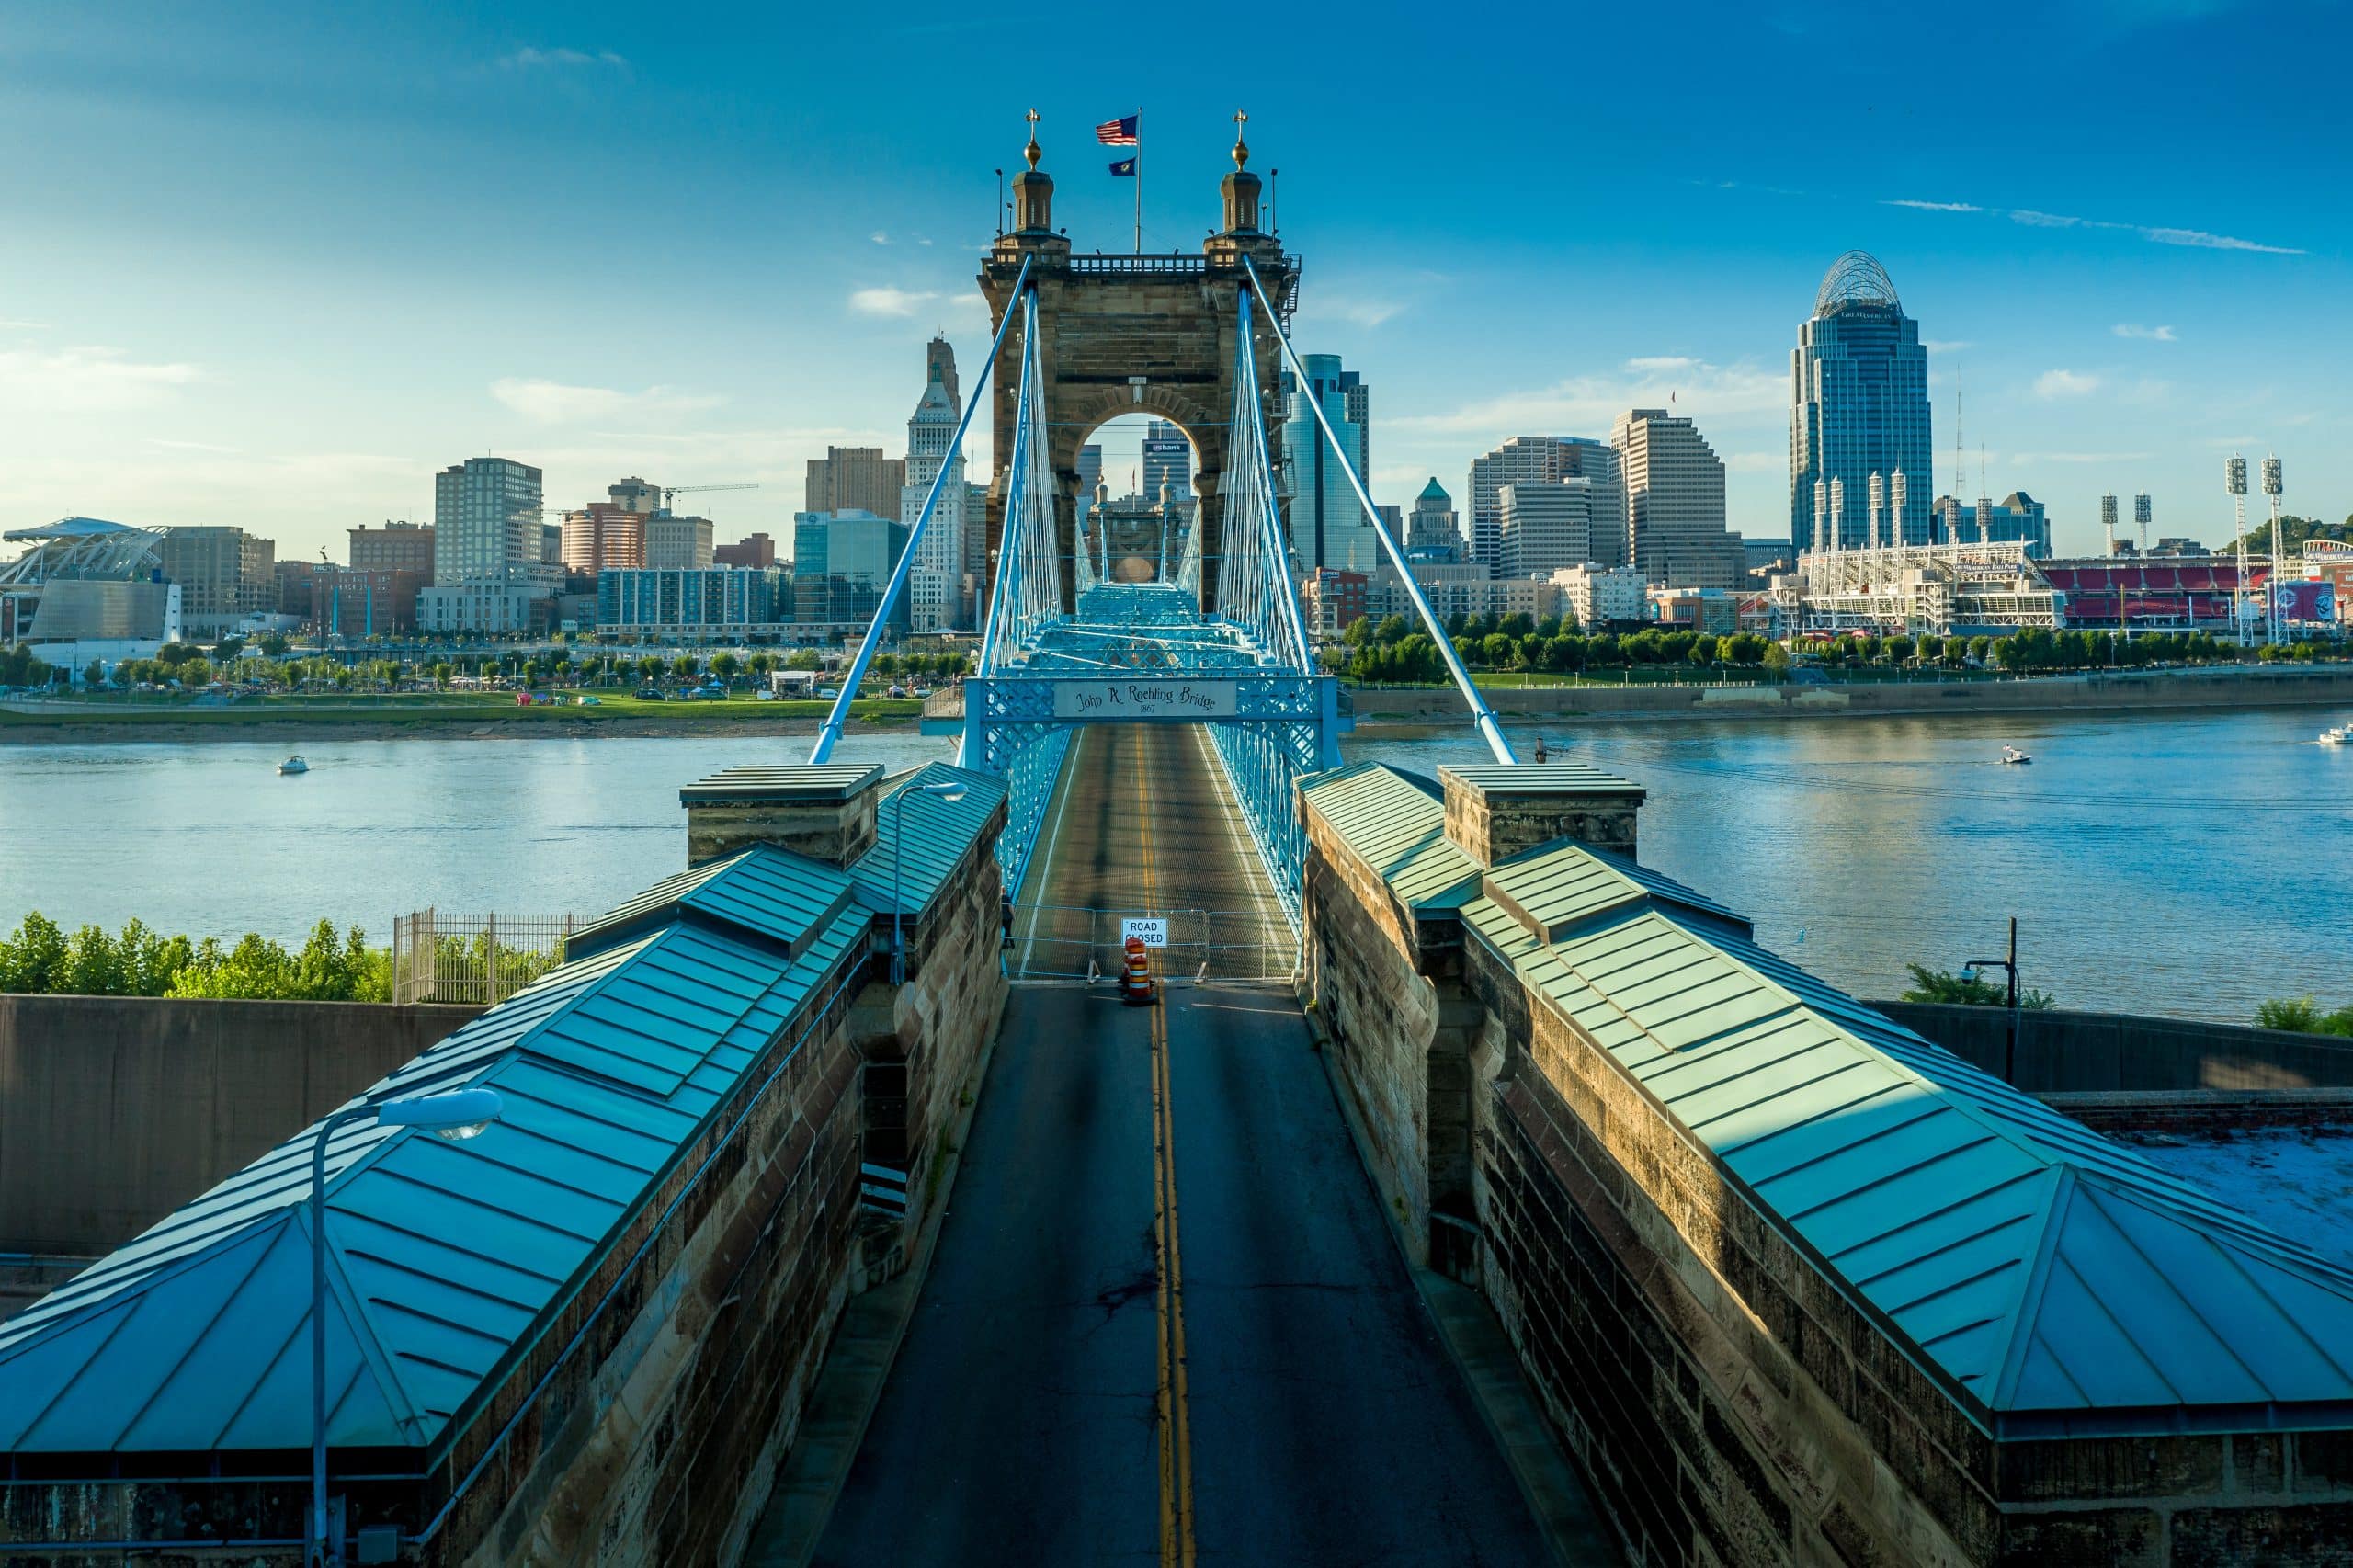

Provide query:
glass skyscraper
left=1789, top=252, right=1932, bottom=553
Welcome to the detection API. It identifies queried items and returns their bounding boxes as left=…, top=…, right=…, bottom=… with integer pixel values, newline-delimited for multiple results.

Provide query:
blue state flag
left=1108, top=156, right=1137, bottom=176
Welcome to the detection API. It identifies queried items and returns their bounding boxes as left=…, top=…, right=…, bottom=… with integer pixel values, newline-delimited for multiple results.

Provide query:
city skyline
left=0, top=1, right=2346, bottom=566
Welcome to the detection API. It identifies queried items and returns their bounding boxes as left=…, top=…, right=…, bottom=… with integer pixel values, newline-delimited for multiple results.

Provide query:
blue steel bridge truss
left=810, top=255, right=1511, bottom=932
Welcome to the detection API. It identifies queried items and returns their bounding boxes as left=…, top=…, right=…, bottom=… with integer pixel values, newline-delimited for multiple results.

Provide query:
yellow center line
left=1137, top=729, right=1195, bottom=1568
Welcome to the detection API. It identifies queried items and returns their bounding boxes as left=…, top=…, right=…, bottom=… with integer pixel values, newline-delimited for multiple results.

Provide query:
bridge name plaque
left=1051, top=679, right=1240, bottom=722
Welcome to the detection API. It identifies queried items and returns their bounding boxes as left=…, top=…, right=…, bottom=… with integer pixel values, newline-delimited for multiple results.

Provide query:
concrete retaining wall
left=0, top=994, right=483, bottom=1257
left=1870, top=1000, right=2353, bottom=1093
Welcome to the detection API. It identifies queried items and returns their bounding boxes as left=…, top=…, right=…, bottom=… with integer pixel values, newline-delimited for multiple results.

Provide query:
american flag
left=1095, top=113, right=1139, bottom=146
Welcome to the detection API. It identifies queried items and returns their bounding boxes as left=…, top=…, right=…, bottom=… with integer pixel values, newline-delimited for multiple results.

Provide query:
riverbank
left=0, top=694, right=922, bottom=744
left=1348, top=662, right=2353, bottom=733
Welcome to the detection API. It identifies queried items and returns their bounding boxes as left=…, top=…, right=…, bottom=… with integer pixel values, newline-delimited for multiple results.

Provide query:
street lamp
left=1961, top=915, right=2024, bottom=1086
left=311, top=1087, right=502, bottom=1567
left=891, top=778, right=969, bottom=984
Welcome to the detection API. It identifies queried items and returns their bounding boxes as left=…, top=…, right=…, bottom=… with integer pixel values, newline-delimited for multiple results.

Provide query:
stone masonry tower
left=978, top=114, right=1298, bottom=623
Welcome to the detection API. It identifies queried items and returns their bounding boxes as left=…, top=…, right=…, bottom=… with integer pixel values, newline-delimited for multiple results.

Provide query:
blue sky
left=1, top=0, right=2346, bottom=563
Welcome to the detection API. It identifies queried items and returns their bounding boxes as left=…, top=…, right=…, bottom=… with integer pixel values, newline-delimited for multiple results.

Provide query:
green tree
left=710, top=652, right=743, bottom=684
left=1901, top=963, right=2055, bottom=1009
left=785, top=648, right=824, bottom=671
left=2257, top=997, right=2353, bottom=1038
left=0, top=913, right=71, bottom=993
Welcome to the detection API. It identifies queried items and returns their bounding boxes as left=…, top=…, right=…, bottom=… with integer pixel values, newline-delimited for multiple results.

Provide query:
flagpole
left=1132, top=108, right=1142, bottom=255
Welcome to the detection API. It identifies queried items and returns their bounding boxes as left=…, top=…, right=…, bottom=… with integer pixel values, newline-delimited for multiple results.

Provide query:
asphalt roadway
left=813, top=723, right=1544, bottom=1566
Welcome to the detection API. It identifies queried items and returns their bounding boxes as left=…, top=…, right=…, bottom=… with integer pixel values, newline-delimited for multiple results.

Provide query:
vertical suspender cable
left=811, top=255, right=1033, bottom=764
left=1242, top=257, right=1517, bottom=764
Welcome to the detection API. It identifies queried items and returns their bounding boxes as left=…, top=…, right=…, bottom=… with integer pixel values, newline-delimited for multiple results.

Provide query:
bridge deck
left=1010, top=722, right=1297, bottom=980
left=802, top=725, right=1542, bottom=1564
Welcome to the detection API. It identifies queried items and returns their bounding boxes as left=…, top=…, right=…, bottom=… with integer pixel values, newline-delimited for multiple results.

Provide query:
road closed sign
left=1121, top=916, right=1168, bottom=948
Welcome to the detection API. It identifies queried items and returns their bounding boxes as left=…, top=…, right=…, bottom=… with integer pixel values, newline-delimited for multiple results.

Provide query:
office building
left=1930, top=491, right=2051, bottom=557
left=1650, top=585, right=1739, bottom=635
left=904, top=342, right=969, bottom=632
left=1550, top=564, right=1649, bottom=629
left=315, top=568, right=424, bottom=635
left=1301, top=568, right=1370, bottom=638
left=1498, top=481, right=1597, bottom=578
left=1470, top=437, right=1625, bottom=572
left=1790, top=252, right=1932, bottom=551
left=1141, top=420, right=1193, bottom=504
left=1742, top=537, right=1797, bottom=580
left=714, top=533, right=778, bottom=570
left=415, top=579, right=540, bottom=635
left=608, top=477, right=662, bottom=515
left=1075, top=445, right=1103, bottom=509
left=962, top=479, right=990, bottom=626
left=347, top=521, right=434, bottom=576
left=154, top=526, right=276, bottom=637
left=793, top=510, right=910, bottom=634
left=1612, top=409, right=1743, bottom=589
left=560, top=505, right=647, bottom=575
left=434, top=457, right=543, bottom=585
left=597, top=567, right=789, bottom=639
left=644, top=514, right=716, bottom=572
left=1279, top=353, right=1377, bottom=572
left=1406, top=479, right=1461, bottom=560
left=1377, top=562, right=1566, bottom=625
left=805, top=447, right=906, bottom=517
left=1341, top=369, right=1370, bottom=475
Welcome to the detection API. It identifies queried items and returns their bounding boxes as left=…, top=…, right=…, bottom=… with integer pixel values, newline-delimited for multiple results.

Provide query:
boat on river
left=1999, top=746, right=2033, bottom=766
left=278, top=756, right=309, bottom=775
left=2322, top=724, right=2350, bottom=747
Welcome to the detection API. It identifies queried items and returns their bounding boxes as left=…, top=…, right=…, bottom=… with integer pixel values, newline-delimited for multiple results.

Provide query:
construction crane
left=663, top=483, right=759, bottom=508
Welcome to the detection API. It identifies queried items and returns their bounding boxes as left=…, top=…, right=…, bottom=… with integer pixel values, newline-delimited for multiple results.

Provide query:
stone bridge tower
left=978, top=117, right=1299, bottom=621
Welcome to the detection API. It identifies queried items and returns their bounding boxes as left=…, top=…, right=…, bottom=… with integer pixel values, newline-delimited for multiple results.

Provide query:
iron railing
left=392, top=909, right=581, bottom=1006
left=1002, top=903, right=1298, bottom=984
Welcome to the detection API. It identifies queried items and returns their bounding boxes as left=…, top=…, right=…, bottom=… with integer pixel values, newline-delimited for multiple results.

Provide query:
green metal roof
left=1317, top=763, right=2353, bottom=1437
left=1299, top=763, right=1481, bottom=913
left=0, top=846, right=875, bottom=1457
left=849, top=762, right=1008, bottom=917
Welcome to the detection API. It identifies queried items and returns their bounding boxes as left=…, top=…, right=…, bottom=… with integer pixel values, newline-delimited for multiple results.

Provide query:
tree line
left=0, top=913, right=391, bottom=1002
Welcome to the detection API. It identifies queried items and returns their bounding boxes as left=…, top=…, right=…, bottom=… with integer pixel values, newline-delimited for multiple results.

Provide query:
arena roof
left=0, top=516, right=143, bottom=543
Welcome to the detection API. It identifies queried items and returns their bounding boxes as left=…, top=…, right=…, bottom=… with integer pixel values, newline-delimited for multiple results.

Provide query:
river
left=0, top=707, right=2345, bottom=1021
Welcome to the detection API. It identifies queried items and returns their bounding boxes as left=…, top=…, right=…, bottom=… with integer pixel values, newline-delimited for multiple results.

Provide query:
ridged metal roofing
left=1440, top=762, right=1645, bottom=799
left=1299, top=763, right=1481, bottom=912
left=1324, top=763, right=2353, bottom=1436
left=0, top=851, right=875, bottom=1455
left=848, top=763, right=1009, bottom=916
left=571, top=841, right=859, bottom=957
left=677, top=763, right=882, bottom=804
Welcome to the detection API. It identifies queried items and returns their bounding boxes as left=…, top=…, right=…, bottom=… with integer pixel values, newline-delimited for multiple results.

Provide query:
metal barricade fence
left=1002, top=903, right=1298, bottom=984
left=393, top=909, right=581, bottom=1006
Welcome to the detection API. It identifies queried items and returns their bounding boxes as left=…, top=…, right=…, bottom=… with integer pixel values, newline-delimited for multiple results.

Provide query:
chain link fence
left=1003, top=903, right=1297, bottom=984
left=392, top=910, right=581, bottom=1006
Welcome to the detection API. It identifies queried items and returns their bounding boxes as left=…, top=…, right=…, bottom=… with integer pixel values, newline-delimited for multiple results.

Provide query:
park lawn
left=0, top=691, right=922, bottom=730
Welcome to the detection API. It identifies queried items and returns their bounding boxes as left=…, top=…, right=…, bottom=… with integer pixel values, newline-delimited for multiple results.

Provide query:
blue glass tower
left=1790, top=253, right=1932, bottom=552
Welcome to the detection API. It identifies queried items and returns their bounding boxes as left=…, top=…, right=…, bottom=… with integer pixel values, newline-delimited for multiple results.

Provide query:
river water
left=1, top=707, right=2346, bottom=1021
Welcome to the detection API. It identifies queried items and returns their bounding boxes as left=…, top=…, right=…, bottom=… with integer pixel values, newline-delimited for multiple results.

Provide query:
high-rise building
left=792, top=510, right=910, bottom=632
left=1341, top=369, right=1370, bottom=474
left=155, top=526, right=276, bottom=637
left=560, top=505, right=647, bottom=574
left=1611, top=409, right=1742, bottom=589
left=714, top=533, right=777, bottom=570
left=1406, top=479, right=1461, bottom=560
left=347, top=521, right=434, bottom=576
left=644, top=514, right=716, bottom=572
left=433, top=457, right=543, bottom=585
left=1469, top=437, right=1625, bottom=572
left=1497, top=481, right=1596, bottom=578
left=805, top=447, right=906, bottom=517
left=1279, top=353, right=1377, bottom=572
left=1141, top=420, right=1192, bottom=503
left=1075, top=445, right=1103, bottom=510
left=1790, top=252, right=1932, bottom=552
left=608, top=476, right=662, bottom=515
left=903, top=342, right=969, bottom=631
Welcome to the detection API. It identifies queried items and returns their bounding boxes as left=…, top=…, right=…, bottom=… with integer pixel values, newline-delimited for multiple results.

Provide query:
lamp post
left=311, top=1087, right=503, bottom=1568
left=892, top=778, right=969, bottom=984
left=1961, top=916, right=2023, bottom=1086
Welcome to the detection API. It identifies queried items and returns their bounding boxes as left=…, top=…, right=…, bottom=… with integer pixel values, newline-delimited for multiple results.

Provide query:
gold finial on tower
left=1231, top=109, right=1250, bottom=168
left=1024, top=108, right=1041, bottom=169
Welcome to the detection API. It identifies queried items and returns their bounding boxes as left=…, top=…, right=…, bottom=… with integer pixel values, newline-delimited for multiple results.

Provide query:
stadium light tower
left=2226, top=455, right=2250, bottom=647
left=2101, top=494, right=2119, bottom=557
left=2262, top=455, right=2285, bottom=646
left=1892, top=469, right=1909, bottom=551
left=2133, top=494, right=2152, bottom=554
left=1868, top=471, right=1886, bottom=556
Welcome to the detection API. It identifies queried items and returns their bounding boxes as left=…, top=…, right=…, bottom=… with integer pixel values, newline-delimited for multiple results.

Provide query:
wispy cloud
left=1323, top=297, right=1404, bottom=328
left=0, top=345, right=204, bottom=412
left=0, top=319, right=49, bottom=330
left=490, top=378, right=721, bottom=425
left=2014, top=450, right=2153, bottom=465
left=2113, top=323, right=2177, bottom=341
left=1889, top=196, right=2303, bottom=256
left=1397, top=356, right=1785, bottom=437
left=848, top=286, right=939, bottom=318
left=147, top=437, right=241, bottom=454
left=1923, top=340, right=1974, bottom=353
left=870, top=232, right=891, bottom=245
left=2034, top=369, right=2102, bottom=399
left=499, top=46, right=630, bottom=71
